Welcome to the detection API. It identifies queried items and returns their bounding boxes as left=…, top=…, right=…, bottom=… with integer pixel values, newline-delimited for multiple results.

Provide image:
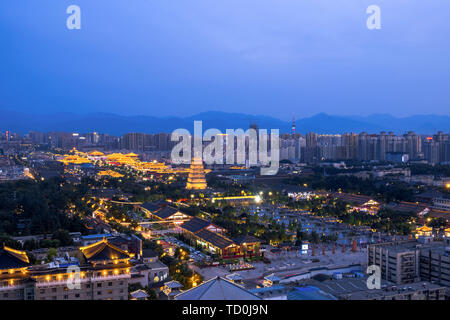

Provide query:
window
left=75, top=293, right=80, bottom=298
left=97, top=291, right=102, bottom=295
left=52, top=288, right=57, bottom=293
left=97, top=283, right=102, bottom=288
left=40, top=289, right=45, bottom=294
left=107, top=290, right=113, bottom=294
left=108, top=282, right=113, bottom=287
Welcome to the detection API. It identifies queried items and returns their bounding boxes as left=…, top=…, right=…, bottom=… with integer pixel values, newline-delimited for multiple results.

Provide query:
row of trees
left=286, top=174, right=417, bottom=202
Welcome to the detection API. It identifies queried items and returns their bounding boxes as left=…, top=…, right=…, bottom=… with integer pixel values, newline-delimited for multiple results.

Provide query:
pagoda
left=186, top=157, right=207, bottom=190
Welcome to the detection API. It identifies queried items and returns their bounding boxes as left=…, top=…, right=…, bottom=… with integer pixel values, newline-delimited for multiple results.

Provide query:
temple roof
left=165, top=280, right=183, bottom=289
left=180, top=217, right=213, bottom=234
left=130, top=289, right=149, bottom=299
left=387, top=201, right=429, bottom=214
left=89, top=150, right=105, bottom=156
left=153, top=206, right=182, bottom=220
left=417, top=225, right=433, bottom=232
left=141, top=202, right=161, bottom=213
left=196, top=230, right=234, bottom=249
left=0, top=246, right=30, bottom=270
left=233, top=234, right=261, bottom=245
left=332, top=193, right=376, bottom=205
left=175, top=277, right=261, bottom=300
left=79, top=239, right=130, bottom=262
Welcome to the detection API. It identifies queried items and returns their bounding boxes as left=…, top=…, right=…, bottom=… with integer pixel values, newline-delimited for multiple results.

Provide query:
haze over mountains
left=1, top=110, right=449, bottom=136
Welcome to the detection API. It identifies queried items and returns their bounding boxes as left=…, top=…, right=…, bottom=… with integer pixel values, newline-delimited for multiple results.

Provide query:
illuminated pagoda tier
left=186, top=157, right=207, bottom=190
left=415, top=225, right=433, bottom=238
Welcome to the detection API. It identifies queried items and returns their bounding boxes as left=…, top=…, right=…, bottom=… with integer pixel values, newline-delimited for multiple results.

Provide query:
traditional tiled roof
left=387, top=201, right=429, bottom=214
left=416, top=225, right=433, bottom=232
left=175, top=277, right=262, bottom=300
left=165, top=280, right=183, bottom=289
left=233, top=234, right=261, bottom=245
left=0, top=246, right=30, bottom=270
left=79, top=239, right=130, bottom=262
left=141, top=202, right=161, bottom=213
left=153, top=206, right=182, bottom=220
left=332, top=193, right=375, bottom=205
left=195, top=230, right=234, bottom=249
left=180, top=217, right=212, bottom=234
left=130, top=289, right=149, bottom=299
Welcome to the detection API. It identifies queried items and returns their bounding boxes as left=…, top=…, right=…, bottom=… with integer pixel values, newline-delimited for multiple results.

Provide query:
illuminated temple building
left=97, top=170, right=124, bottom=178
left=0, top=240, right=132, bottom=300
left=186, top=157, right=207, bottom=190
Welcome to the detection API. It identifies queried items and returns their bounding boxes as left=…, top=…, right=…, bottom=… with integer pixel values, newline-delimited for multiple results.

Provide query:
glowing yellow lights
left=103, top=271, right=108, bottom=276
left=45, top=275, right=50, bottom=281
left=97, top=170, right=124, bottom=178
left=446, top=183, right=450, bottom=189
left=114, top=269, right=119, bottom=275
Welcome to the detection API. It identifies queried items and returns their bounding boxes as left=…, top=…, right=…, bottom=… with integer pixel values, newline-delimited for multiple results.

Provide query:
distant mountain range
left=1, top=110, right=449, bottom=136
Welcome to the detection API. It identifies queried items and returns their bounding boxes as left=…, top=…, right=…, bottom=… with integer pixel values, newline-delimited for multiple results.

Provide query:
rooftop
left=175, top=277, right=262, bottom=300
left=0, top=246, right=30, bottom=270
left=180, top=216, right=212, bottom=234
left=79, top=239, right=131, bottom=262
left=195, top=229, right=234, bottom=249
left=233, top=234, right=262, bottom=245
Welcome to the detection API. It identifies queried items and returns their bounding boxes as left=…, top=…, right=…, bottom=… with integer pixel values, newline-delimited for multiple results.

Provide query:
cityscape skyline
left=2, top=109, right=450, bottom=136
left=1, top=1, right=449, bottom=306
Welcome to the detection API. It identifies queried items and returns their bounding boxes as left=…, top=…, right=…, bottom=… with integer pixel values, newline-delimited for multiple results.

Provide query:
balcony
left=90, top=273, right=130, bottom=282
left=36, top=277, right=90, bottom=287
left=0, top=284, right=24, bottom=291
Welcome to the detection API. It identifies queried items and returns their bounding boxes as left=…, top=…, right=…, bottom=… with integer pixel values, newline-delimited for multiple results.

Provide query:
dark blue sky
left=1, top=1, right=449, bottom=120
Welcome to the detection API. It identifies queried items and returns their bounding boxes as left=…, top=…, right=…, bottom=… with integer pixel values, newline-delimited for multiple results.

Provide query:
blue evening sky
left=0, top=0, right=449, bottom=120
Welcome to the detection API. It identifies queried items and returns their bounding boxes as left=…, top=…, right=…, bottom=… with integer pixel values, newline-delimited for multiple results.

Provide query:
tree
left=23, top=239, right=38, bottom=251
left=46, top=248, right=58, bottom=262
left=52, top=229, right=73, bottom=247
left=309, top=231, right=320, bottom=244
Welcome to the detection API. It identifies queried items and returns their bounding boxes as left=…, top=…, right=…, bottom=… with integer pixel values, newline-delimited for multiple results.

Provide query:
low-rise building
left=0, top=239, right=132, bottom=300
